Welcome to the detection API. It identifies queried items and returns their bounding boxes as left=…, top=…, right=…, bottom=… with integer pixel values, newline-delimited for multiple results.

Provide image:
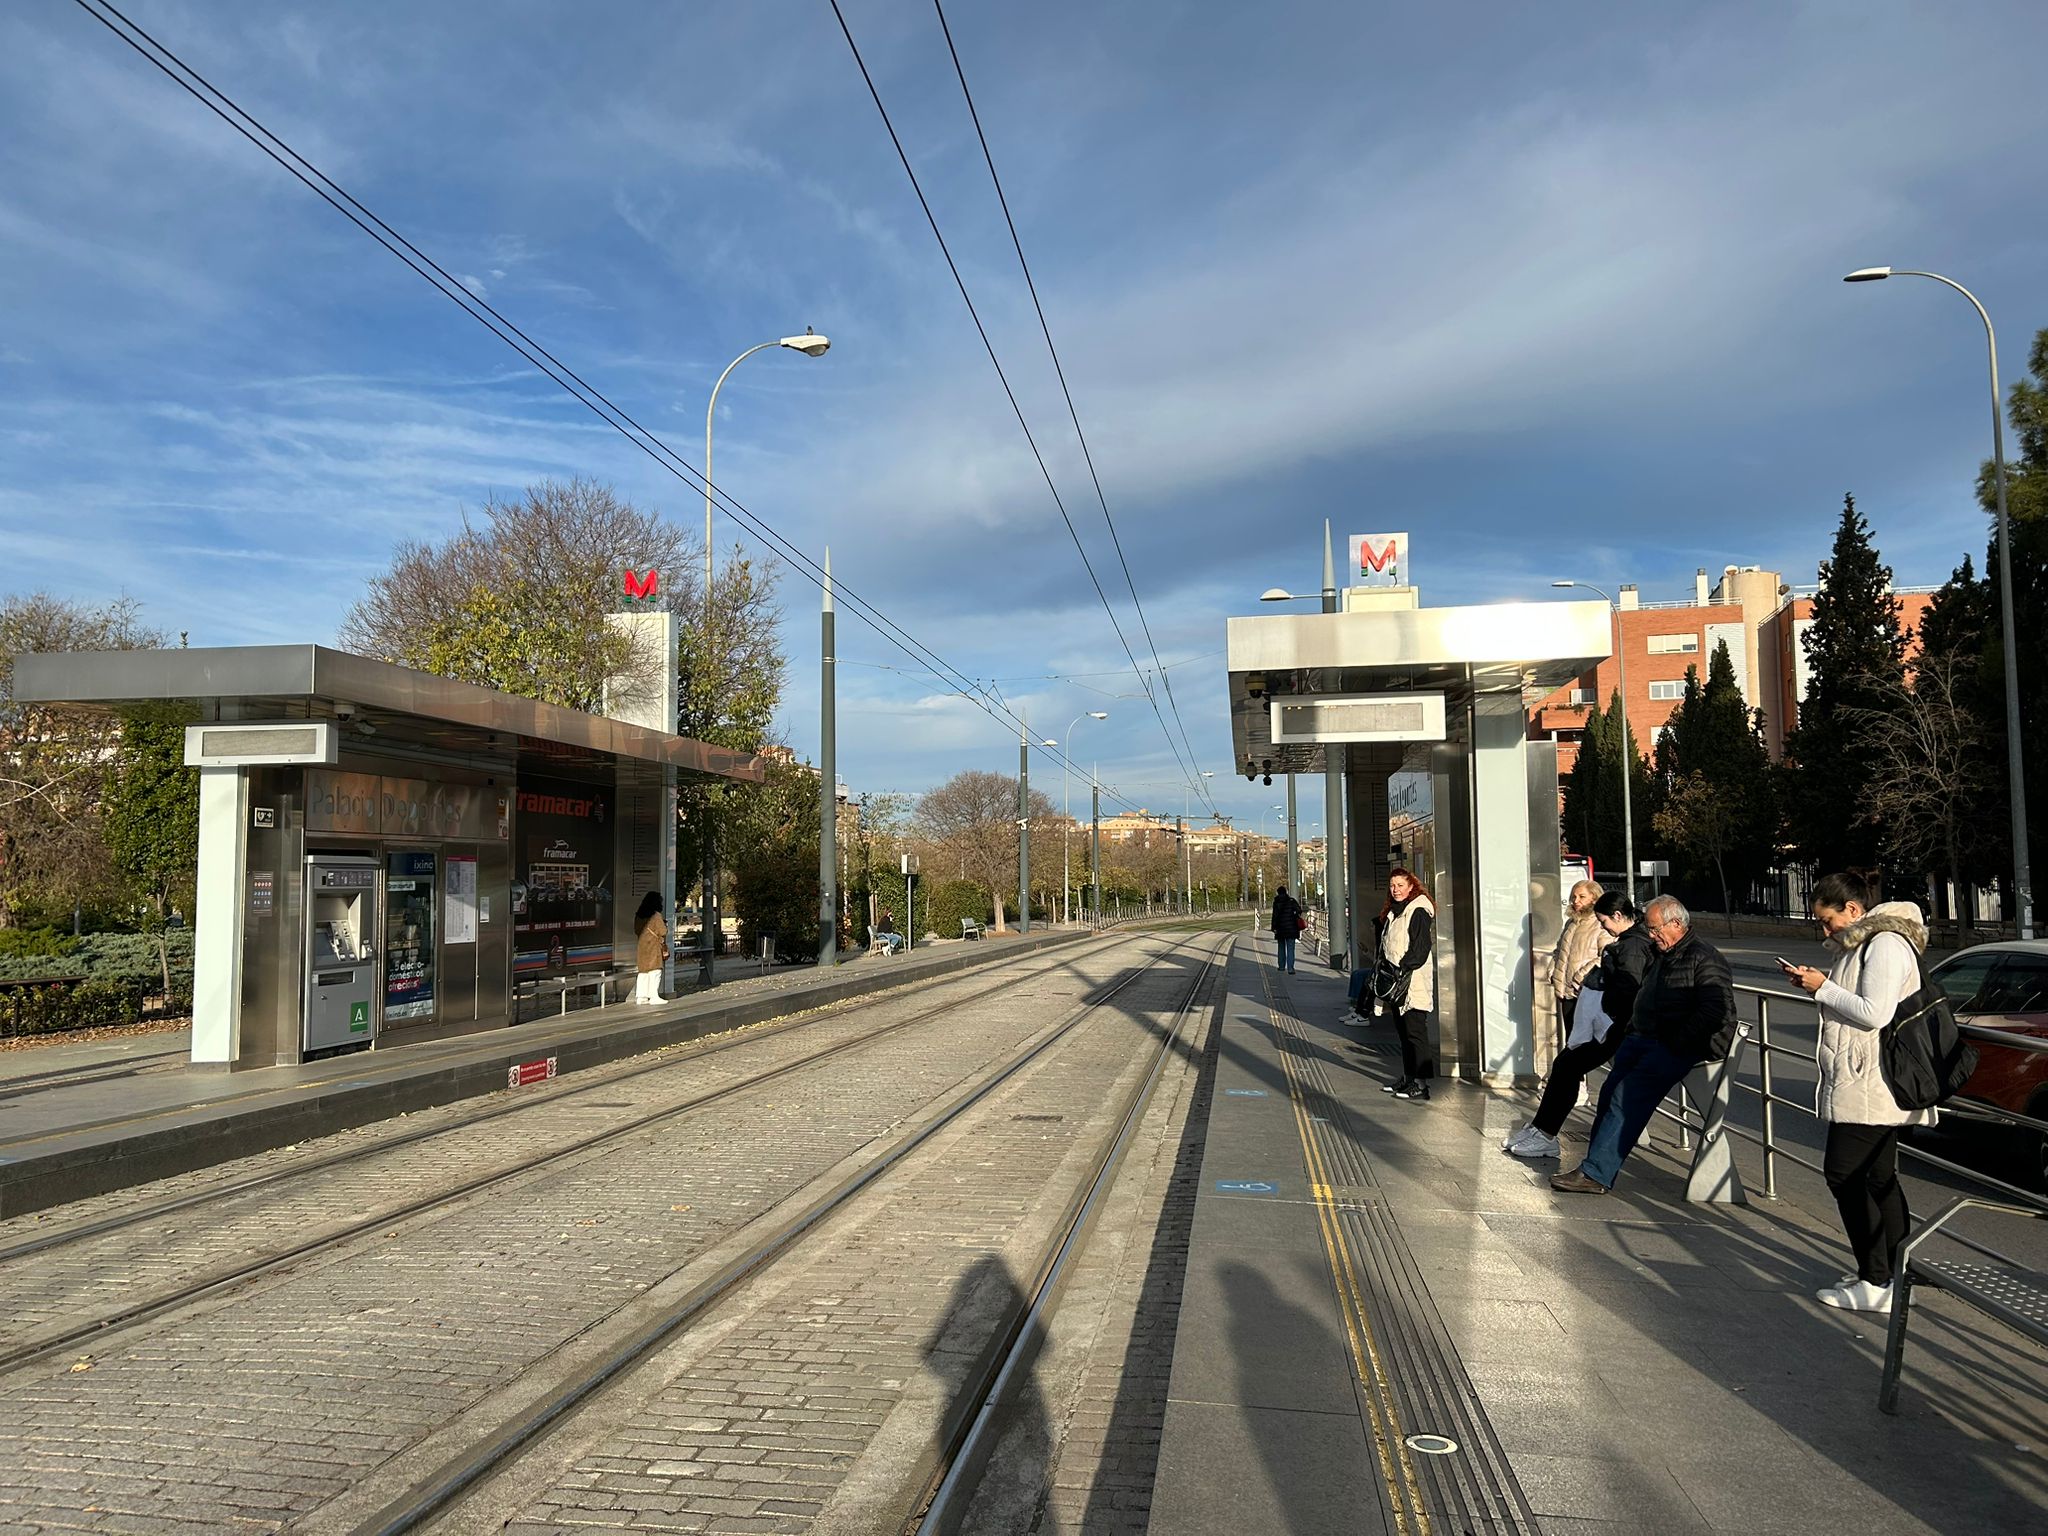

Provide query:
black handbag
left=1878, top=956, right=1979, bottom=1111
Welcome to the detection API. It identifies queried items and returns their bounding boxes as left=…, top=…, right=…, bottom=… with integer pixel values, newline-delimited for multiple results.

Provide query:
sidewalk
left=0, top=927, right=1084, bottom=1219
left=1150, top=945, right=2048, bottom=1534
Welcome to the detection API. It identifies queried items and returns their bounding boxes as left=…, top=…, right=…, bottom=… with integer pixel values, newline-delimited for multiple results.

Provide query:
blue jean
left=1578, top=1034, right=1696, bottom=1189
left=1275, top=936, right=1296, bottom=972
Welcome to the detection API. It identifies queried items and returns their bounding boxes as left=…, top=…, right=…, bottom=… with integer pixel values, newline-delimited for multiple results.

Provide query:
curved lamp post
left=699, top=329, right=830, bottom=984
left=1845, top=267, right=2032, bottom=939
left=1553, top=580, right=1635, bottom=903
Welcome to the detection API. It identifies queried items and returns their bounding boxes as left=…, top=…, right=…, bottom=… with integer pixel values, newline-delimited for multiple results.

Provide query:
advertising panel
left=383, top=850, right=438, bottom=1022
left=513, top=777, right=614, bottom=977
left=1346, top=532, right=1410, bottom=589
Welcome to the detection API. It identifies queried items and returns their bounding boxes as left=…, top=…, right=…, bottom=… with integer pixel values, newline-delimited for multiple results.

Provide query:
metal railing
left=1713, top=982, right=2048, bottom=1265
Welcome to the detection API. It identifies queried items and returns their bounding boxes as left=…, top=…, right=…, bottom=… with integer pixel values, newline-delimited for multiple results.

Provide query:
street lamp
left=1553, top=580, right=1635, bottom=903
left=1845, top=266, right=2033, bottom=940
left=1182, top=770, right=1215, bottom=912
left=700, top=328, right=831, bottom=983
left=1062, top=711, right=1109, bottom=924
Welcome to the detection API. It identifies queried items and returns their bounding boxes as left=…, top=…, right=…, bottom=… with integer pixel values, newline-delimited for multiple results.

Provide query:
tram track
left=0, top=931, right=1168, bottom=1379
left=325, top=932, right=1231, bottom=1536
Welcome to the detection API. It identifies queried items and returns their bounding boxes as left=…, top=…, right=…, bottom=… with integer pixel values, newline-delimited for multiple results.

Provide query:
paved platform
left=1149, top=944, right=2048, bottom=1535
left=0, top=927, right=1089, bottom=1219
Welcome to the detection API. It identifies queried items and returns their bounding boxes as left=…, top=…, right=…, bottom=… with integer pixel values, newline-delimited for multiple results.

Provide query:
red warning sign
left=507, top=1056, right=558, bottom=1088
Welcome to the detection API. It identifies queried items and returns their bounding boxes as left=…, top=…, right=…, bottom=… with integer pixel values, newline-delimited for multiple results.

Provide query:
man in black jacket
left=1551, top=895, right=1737, bottom=1194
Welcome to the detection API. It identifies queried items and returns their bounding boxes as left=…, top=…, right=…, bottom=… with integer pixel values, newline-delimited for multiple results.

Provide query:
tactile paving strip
left=1267, top=973, right=1542, bottom=1536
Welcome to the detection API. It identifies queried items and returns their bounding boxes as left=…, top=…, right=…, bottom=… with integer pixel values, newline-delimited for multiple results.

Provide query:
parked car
left=1927, top=940, right=2048, bottom=1188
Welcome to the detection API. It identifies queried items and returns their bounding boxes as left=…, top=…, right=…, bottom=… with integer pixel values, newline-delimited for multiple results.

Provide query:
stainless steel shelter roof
left=13, top=645, right=764, bottom=783
left=1225, top=599, right=1611, bottom=775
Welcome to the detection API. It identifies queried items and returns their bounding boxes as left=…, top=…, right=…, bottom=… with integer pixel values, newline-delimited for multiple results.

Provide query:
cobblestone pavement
left=0, top=940, right=1126, bottom=1359
left=413, top=935, right=1229, bottom=1536
left=955, top=941, right=1221, bottom=1536
left=0, top=934, right=1181, bottom=1532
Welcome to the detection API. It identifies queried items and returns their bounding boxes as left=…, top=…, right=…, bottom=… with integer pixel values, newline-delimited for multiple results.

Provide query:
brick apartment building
left=1527, top=564, right=1937, bottom=780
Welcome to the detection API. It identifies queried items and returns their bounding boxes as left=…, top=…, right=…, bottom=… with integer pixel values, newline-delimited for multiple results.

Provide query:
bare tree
left=1653, top=772, right=1744, bottom=934
left=913, top=770, right=1057, bottom=933
left=0, top=593, right=163, bottom=926
left=1846, top=649, right=1994, bottom=933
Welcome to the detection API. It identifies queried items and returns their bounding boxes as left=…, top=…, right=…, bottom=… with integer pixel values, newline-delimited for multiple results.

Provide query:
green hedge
left=925, top=880, right=992, bottom=936
left=0, top=927, right=81, bottom=960
left=0, top=930, right=193, bottom=986
left=0, top=977, right=186, bottom=1037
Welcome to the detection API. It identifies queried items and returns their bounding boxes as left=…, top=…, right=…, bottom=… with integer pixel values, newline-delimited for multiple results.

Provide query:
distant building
left=1527, top=564, right=1938, bottom=782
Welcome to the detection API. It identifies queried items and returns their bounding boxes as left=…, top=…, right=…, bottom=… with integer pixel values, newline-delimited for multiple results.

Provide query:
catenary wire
left=930, top=0, right=1217, bottom=816
left=65, top=0, right=1149, bottom=817
left=825, top=0, right=1216, bottom=816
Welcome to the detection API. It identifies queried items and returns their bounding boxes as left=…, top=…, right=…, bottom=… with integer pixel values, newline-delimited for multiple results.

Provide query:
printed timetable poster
left=512, top=777, right=615, bottom=977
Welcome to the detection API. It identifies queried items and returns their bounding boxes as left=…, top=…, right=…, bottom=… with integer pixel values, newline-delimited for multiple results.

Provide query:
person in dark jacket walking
left=1375, top=868, right=1438, bottom=1100
left=1504, top=892, right=1652, bottom=1159
left=1551, top=895, right=1736, bottom=1193
left=1270, top=886, right=1303, bottom=973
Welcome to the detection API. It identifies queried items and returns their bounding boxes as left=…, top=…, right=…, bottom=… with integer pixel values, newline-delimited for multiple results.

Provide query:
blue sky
left=3, top=1, right=2044, bottom=827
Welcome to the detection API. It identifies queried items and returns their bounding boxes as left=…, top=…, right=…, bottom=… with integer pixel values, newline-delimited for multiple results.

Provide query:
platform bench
left=960, top=918, right=984, bottom=940
left=1880, top=1195, right=2048, bottom=1413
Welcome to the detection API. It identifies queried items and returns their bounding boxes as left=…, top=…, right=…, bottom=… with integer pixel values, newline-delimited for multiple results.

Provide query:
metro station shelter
left=15, top=643, right=762, bottom=1069
left=1226, top=587, right=1610, bottom=1083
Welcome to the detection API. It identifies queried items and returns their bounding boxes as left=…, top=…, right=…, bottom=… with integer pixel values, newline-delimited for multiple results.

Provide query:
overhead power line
left=66, top=0, right=1147, bottom=816
left=929, top=0, right=1216, bottom=815
left=826, top=0, right=1217, bottom=818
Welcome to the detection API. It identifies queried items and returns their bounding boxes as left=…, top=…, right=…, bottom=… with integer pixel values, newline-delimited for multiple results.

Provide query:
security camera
left=333, top=703, right=356, bottom=723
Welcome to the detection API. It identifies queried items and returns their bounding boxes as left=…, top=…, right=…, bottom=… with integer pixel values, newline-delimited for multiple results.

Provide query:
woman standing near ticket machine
left=633, top=892, right=668, bottom=1005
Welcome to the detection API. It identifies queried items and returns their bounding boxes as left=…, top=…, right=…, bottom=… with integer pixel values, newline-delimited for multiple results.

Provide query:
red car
left=1928, top=940, right=2048, bottom=1187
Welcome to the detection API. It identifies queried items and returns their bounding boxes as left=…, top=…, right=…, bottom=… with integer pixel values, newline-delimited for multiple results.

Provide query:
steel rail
left=0, top=936, right=1127, bottom=1268
left=351, top=933, right=1224, bottom=1536
left=914, top=937, right=1227, bottom=1532
left=0, top=935, right=1161, bottom=1378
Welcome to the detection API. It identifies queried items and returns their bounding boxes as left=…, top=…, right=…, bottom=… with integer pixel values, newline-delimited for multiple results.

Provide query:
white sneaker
left=1500, top=1121, right=1529, bottom=1149
left=1817, top=1279, right=1894, bottom=1312
left=1506, top=1129, right=1561, bottom=1161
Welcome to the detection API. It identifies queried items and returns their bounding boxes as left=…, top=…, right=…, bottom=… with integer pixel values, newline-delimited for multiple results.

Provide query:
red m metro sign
left=622, top=568, right=661, bottom=606
left=1346, top=533, right=1409, bottom=588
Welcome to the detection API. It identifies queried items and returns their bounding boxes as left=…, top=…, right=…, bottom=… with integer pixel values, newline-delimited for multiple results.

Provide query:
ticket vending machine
left=304, top=853, right=379, bottom=1055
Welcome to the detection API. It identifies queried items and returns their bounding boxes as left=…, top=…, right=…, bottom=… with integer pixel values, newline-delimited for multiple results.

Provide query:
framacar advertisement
left=512, top=777, right=614, bottom=977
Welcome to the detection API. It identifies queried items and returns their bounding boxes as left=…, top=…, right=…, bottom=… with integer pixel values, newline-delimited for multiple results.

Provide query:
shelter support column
left=191, top=766, right=247, bottom=1067
left=1471, top=693, right=1537, bottom=1082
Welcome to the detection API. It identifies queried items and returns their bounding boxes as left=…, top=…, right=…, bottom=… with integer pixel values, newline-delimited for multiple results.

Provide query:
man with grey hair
left=1551, top=894, right=1737, bottom=1195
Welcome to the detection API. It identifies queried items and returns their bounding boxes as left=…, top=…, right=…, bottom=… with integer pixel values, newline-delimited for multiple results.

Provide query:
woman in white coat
left=1781, top=871, right=1933, bottom=1312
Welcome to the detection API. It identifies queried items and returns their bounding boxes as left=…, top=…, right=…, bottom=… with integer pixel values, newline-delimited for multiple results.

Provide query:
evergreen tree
left=1961, top=326, right=2048, bottom=918
left=1652, top=642, right=1779, bottom=915
left=1561, top=690, right=1654, bottom=883
left=101, top=705, right=200, bottom=993
left=1783, top=493, right=1907, bottom=873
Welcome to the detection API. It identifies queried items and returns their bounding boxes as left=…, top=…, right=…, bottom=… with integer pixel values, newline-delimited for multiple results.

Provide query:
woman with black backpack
left=1781, top=872, right=1933, bottom=1313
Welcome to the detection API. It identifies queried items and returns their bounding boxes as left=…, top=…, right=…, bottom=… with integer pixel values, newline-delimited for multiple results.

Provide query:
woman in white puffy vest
left=1374, top=868, right=1438, bottom=1101
left=1781, top=871, right=1933, bottom=1312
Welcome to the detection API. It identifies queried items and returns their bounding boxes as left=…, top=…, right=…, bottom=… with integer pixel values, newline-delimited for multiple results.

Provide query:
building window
left=1568, top=688, right=1593, bottom=705
left=1646, top=634, right=1700, bottom=654
left=1647, top=680, right=1685, bottom=701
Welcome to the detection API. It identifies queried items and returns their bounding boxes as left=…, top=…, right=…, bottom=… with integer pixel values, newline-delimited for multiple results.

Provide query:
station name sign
left=306, top=770, right=509, bottom=840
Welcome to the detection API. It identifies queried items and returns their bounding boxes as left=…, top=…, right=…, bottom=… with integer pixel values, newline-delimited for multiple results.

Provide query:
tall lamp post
left=1062, top=711, right=1108, bottom=924
left=700, top=328, right=831, bottom=984
left=1553, top=579, right=1635, bottom=903
left=1182, top=771, right=1215, bottom=912
left=1846, top=266, right=2033, bottom=940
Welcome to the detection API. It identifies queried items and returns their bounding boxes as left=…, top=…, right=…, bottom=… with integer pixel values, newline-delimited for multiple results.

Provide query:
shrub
left=925, top=880, right=992, bottom=937
left=0, top=928, right=80, bottom=960
left=0, top=977, right=149, bottom=1037
left=731, top=846, right=822, bottom=963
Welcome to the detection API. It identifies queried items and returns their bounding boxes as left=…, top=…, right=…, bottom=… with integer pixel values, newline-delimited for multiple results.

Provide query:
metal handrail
left=1726, top=980, right=2048, bottom=1217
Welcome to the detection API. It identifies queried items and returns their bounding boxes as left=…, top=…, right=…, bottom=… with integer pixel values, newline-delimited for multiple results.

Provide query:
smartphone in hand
left=1776, top=956, right=1798, bottom=971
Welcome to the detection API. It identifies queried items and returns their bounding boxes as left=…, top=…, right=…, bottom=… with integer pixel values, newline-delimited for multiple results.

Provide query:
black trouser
left=1393, top=1007, right=1435, bottom=1081
left=1531, top=1030, right=1622, bottom=1135
left=1825, top=1123, right=1909, bottom=1286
